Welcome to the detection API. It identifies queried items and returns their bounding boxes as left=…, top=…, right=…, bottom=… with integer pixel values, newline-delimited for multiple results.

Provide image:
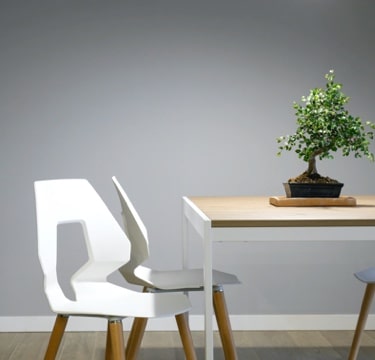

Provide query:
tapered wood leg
left=175, top=312, right=197, bottom=360
left=213, top=287, right=238, bottom=360
left=348, top=283, right=375, bottom=360
left=125, top=287, right=149, bottom=360
left=125, top=317, right=148, bottom=360
left=44, top=314, right=69, bottom=360
left=108, top=319, right=125, bottom=360
left=105, top=321, right=112, bottom=360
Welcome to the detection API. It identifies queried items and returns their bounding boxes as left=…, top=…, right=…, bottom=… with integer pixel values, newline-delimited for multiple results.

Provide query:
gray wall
left=1, top=0, right=375, bottom=317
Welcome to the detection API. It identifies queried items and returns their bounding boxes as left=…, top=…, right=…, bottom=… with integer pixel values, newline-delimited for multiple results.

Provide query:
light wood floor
left=1, top=330, right=375, bottom=359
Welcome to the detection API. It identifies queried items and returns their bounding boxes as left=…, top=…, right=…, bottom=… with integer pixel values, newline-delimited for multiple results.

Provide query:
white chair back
left=112, top=176, right=150, bottom=284
left=34, top=179, right=130, bottom=310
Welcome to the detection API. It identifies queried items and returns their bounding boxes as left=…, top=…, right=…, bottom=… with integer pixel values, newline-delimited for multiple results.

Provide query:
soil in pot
left=285, top=172, right=343, bottom=198
left=288, top=172, right=340, bottom=184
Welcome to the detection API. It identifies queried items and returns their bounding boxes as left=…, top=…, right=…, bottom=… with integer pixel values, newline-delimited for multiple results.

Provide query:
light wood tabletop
left=187, top=195, right=375, bottom=228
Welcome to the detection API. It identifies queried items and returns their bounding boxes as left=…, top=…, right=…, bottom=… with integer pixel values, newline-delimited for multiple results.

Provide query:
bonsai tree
left=277, top=70, right=375, bottom=183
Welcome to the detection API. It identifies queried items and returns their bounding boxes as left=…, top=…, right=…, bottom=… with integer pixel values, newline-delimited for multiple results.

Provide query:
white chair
left=348, top=267, right=375, bottom=360
left=34, top=179, right=197, bottom=360
left=112, top=176, right=240, bottom=360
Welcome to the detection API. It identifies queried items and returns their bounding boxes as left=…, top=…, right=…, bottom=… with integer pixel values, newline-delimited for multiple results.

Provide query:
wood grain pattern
left=187, top=195, right=375, bottom=227
left=269, top=196, right=357, bottom=207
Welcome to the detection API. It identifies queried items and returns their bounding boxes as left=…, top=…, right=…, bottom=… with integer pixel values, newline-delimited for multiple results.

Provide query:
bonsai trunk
left=289, top=148, right=340, bottom=184
left=306, top=149, right=325, bottom=178
left=307, top=156, right=318, bottom=177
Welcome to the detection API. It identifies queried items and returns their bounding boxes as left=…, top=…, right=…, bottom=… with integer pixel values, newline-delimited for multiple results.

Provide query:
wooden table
left=182, top=195, right=375, bottom=359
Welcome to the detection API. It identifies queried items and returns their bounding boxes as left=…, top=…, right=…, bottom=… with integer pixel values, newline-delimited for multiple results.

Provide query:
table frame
left=182, top=195, right=375, bottom=360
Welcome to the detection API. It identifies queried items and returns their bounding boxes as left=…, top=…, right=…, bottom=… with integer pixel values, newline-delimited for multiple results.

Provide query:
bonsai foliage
left=277, top=70, right=375, bottom=180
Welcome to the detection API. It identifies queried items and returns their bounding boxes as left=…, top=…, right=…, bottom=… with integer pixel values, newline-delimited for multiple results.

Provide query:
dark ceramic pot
left=283, top=182, right=344, bottom=198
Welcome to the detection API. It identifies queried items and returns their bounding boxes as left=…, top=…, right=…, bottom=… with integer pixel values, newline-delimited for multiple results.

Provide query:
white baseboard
left=1, top=314, right=375, bottom=332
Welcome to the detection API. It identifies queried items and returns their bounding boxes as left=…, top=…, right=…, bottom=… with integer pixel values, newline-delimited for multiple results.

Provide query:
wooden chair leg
left=108, top=319, right=125, bottom=360
left=348, top=283, right=375, bottom=360
left=175, top=312, right=197, bottom=360
left=105, top=321, right=113, bottom=360
left=125, top=317, right=148, bottom=360
left=44, top=314, right=69, bottom=360
left=125, top=286, right=150, bottom=359
left=213, top=286, right=238, bottom=360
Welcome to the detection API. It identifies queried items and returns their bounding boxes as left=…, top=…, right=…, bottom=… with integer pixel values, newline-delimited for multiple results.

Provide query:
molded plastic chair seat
left=56, top=282, right=191, bottom=318
left=348, top=266, right=375, bottom=360
left=34, top=179, right=197, bottom=360
left=133, top=266, right=239, bottom=291
left=112, top=176, right=240, bottom=360
left=355, top=267, right=375, bottom=284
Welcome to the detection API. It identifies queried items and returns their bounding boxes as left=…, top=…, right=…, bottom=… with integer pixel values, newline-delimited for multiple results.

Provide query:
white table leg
left=204, top=222, right=214, bottom=360
left=182, top=197, right=214, bottom=359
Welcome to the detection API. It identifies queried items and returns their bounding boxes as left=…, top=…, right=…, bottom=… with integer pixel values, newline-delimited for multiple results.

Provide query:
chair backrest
left=34, top=179, right=131, bottom=309
left=111, top=176, right=150, bottom=283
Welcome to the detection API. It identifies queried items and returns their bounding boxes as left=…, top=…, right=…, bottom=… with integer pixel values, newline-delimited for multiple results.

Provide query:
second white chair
left=112, top=176, right=240, bottom=360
